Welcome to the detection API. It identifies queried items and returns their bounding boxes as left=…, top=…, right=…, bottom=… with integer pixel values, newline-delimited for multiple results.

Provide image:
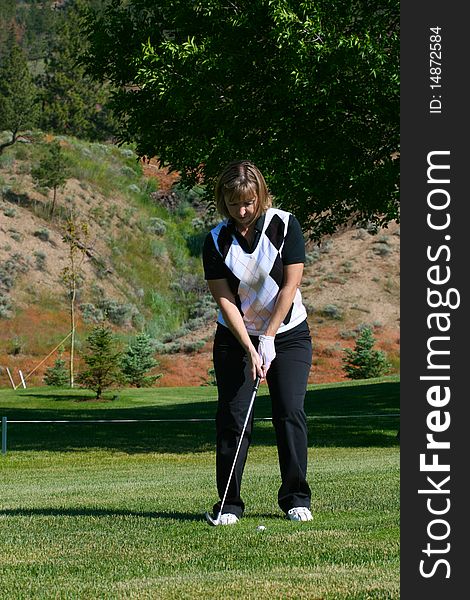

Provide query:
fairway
left=0, top=378, right=400, bottom=599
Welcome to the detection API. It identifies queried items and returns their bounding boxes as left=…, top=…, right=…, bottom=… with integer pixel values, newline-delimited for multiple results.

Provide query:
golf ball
left=256, top=525, right=266, bottom=531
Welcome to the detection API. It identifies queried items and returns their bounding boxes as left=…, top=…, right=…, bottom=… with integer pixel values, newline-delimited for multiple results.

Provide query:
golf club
left=205, top=375, right=261, bottom=526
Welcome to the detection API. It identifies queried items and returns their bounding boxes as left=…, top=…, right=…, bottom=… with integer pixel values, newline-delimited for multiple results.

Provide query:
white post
left=1, top=417, right=6, bottom=455
left=6, top=367, right=16, bottom=389
left=19, top=370, right=26, bottom=389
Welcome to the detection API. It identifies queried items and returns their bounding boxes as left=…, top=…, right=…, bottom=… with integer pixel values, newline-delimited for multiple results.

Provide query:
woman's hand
left=258, top=335, right=276, bottom=378
left=247, top=345, right=264, bottom=381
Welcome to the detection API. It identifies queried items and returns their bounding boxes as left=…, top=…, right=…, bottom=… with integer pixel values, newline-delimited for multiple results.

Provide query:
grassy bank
left=0, top=378, right=400, bottom=599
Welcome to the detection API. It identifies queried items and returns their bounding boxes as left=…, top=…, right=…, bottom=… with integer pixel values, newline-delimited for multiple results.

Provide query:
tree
left=0, top=2, right=16, bottom=62
left=31, top=141, right=70, bottom=217
left=61, top=215, right=89, bottom=388
left=76, top=325, right=123, bottom=399
left=39, top=0, right=117, bottom=141
left=120, top=332, right=161, bottom=387
left=81, top=0, right=399, bottom=239
left=0, top=39, right=38, bottom=154
left=15, top=0, right=58, bottom=63
left=44, top=352, right=69, bottom=387
left=342, top=327, right=391, bottom=380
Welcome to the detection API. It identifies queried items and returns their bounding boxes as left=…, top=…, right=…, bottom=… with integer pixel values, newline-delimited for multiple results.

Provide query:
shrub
left=304, top=249, right=320, bottom=265
left=44, top=355, right=69, bottom=387
left=100, top=299, right=138, bottom=326
left=340, top=329, right=358, bottom=340
left=33, top=228, right=50, bottom=242
left=0, top=255, right=29, bottom=292
left=120, top=333, right=161, bottom=387
left=79, top=298, right=139, bottom=327
left=9, top=230, right=22, bottom=242
left=150, top=239, right=166, bottom=259
left=34, top=251, right=47, bottom=271
left=342, top=327, right=391, bottom=380
left=3, top=207, right=16, bottom=218
left=182, top=340, right=205, bottom=353
left=121, top=165, right=138, bottom=178
left=8, top=336, right=25, bottom=355
left=147, top=217, right=167, bottom=236
left=352, top=228, right=368, bottom=240
left=320, top=304, right=343, bottom=320
left=372, top=243, right=392, bottom=257
left=0, top=292, right=13, bottom=318
left=76, top=325, right=123, bottom=399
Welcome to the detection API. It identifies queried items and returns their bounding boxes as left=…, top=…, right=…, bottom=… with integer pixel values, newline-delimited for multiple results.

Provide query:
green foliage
left=43, top=354, right=69, bottom=387
left=0, top=2, right=16, bottom=62
left=82, top=0, right=399, bottom=239
left=120, top=332, right=161, bottom=387
left=39, top=1, right=117, bottom=141
left=14, top=0, right=58, bottom=63
left=0, top=40, right=39, bottom=154
left=343, top=327, right=391, bottom=380
left=31, top=142, right=70, bottom=216
left=32, top=142, right=70, bottom=189
left=76, top=325, right=123, bottom=399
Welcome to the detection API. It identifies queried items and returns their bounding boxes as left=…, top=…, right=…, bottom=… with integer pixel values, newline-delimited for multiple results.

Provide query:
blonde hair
left=215, top=161, right=272, bottom=220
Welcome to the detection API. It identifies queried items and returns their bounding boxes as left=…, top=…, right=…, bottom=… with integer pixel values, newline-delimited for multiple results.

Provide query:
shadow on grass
left=1, top=382, right=399, bottom=453
left=0, top=507, right=202, bottom=522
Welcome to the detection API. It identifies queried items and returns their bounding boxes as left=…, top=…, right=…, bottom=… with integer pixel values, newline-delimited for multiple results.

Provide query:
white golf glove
left=258, top=335, right=276, bottom=370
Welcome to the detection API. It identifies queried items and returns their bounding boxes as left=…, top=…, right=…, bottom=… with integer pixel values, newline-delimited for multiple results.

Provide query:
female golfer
left=203, top=160, right=313, bottom=525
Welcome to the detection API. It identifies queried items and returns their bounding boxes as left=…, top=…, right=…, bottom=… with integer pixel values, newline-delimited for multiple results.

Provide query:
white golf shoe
left=218, top=513, right=239, bottom=525
left=287, top=507, right=313, bottom=522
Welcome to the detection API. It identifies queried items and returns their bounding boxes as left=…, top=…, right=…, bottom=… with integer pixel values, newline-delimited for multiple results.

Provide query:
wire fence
left=1, top=413, right=400, bottom=455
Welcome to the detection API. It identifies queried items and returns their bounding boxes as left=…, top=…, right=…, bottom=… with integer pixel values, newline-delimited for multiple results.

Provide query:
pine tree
left=0, top=2, right=16, bottom=62
left=76, top=326, right=123, bottom=399
left=0, top=39, right=38, bottom=154
left=44, top=354, right=69, bottom=387
left=31, top=141, right=70, bottom=217
left=16, top=0, right=58, bottom=63
left=39, top=1, right=116, bottom=141
left=121, top=333, right=161, bottom=388
left=342, top=327, right=391, bottom=380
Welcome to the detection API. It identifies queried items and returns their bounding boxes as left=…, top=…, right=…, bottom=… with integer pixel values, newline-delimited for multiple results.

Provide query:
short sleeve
left=202, top=233, right=230, bottom=280
left=282, top=215, right=306, bottom=264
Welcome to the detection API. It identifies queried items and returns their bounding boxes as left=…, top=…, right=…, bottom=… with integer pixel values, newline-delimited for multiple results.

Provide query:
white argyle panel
left=227, top=229, right=283, bottom=331
left=211, top=208, right=307, bottom=334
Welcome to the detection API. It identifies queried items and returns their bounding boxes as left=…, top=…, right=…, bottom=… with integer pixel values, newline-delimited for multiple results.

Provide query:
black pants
left=212, top=320, right=312, bottom=518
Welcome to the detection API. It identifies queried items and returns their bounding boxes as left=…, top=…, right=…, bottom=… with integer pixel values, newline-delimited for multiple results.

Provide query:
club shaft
left=218, top=376, right=260, bottom=518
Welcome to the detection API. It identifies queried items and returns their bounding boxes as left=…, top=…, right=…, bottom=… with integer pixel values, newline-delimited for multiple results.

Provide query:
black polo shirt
left=203, top=213, right=305, bottom=280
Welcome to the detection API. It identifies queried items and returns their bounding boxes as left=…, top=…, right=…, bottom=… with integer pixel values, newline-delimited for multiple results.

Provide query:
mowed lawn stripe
left=0, top=379, right=399, bottom=599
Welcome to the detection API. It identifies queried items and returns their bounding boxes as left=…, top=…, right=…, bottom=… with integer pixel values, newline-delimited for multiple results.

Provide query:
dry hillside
left=0, top=143, right=399, bottom=388
left=159, top=220, right=400, bottom=386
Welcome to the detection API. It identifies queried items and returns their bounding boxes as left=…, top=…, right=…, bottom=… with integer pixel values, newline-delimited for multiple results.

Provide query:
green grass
left=0, top=378, right=399, bottom=599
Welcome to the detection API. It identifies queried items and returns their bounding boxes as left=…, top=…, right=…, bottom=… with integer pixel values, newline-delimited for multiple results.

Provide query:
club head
left=204, top=511, right=220, bottom=526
